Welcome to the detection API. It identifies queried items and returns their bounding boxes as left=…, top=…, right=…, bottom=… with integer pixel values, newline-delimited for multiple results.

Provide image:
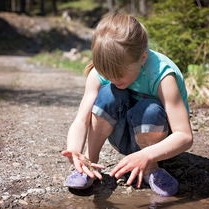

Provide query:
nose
left=111, top=80, right=125, bottom=89
left=111, top=79, right=122, bottom=86
left=113, top=82, right=123, bottom=88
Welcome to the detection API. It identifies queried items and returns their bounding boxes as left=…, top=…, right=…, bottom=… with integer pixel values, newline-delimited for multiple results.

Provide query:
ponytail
left=84, top=61, right=94, bottom=76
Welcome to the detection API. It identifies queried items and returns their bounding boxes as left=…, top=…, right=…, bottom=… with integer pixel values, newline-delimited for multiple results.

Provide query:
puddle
left=40, top=192, right=209, bottom=209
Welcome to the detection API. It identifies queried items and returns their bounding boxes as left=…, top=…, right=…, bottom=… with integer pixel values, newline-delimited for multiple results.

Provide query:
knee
left=127, top=99, right=169, bottom=133
left=95, top=84, right=129, bottom=105
left=94, top=84, right=130, bottom=119
left=142, top=100, right=167, bottom=123
left=136, top=132, right=168, bottom=147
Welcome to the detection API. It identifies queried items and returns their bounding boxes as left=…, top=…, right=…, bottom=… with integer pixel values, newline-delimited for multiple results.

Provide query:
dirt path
left=0, top=56, right=209, bottom=209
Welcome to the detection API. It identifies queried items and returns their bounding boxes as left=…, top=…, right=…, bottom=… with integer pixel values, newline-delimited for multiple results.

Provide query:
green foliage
left=141, top=0, right=209, bottom=73
left=185, top=64, right=209, bottom=106
left=187, top=64, right=206, bottom=86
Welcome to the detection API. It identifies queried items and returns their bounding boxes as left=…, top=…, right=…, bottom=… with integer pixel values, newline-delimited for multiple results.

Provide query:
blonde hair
left=84, top=12, right=148, bottom=79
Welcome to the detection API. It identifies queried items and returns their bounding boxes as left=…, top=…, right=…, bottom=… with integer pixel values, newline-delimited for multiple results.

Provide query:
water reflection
left=40, top=191, right=209, bottom=209
left=40, top=161, right=209, bottom=209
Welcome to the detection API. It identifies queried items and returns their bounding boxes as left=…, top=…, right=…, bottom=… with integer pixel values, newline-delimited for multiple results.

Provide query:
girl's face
left=110, top=63, right=141, bottom=89
left=109, top=52, right=147, bottom=89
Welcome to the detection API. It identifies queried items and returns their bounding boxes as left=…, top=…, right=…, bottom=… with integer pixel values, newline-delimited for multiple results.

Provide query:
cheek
left=129, top=73, right=138, bottom=83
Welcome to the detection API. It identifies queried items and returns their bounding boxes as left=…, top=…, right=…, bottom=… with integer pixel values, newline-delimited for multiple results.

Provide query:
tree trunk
left=107, top=0, right=115, bottom=12
left=40, top=0, right=45, bottom=15
left=20, top=0, right=26, bottom=13
left=0, top=0, right=7, bottom=11
left=52, top=0, right=57, bottom=15
left=130, top=0, right=137, bottom=14
left=139, top=0, right=147, bottom=16
left=11, top=0, right=17, bottom=12
left=5, top=0, right=11, bottom=11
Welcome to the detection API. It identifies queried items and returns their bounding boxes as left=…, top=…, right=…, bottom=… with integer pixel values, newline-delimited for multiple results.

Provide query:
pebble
left=45, top=187, right=51, bottom=192
left=126, top=186, right=133, bottom=194
left=12, top=162, right=21, bottom=167
left=18, top=199, right=28, bottom=205
left=21, top=192, right=28, bottom=198
left=2, top=194, right=10, bottom=201
left=10, top=175, right=21, bottom=181
left=116, top=177, right=126, bottom=186
left=27, top=188, right=46, bottom=195
left=12, top=194, right=21, bottom=199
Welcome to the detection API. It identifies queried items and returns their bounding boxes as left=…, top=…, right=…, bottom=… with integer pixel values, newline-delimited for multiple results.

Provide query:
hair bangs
left=92, top=38, right=126, bottom=80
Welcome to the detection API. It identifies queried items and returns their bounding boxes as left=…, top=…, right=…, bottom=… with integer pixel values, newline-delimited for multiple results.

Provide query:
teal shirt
left=96, top=49, right=189, bottom=112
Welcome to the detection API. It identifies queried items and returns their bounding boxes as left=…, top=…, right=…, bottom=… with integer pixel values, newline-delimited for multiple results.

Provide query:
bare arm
left=110, top=74, right=193, bottom=186
left=143, top=74, right=193, bottom=162
left=62, top=69, right=103, bottom=176
left=66, top=69, right=101, bottom=153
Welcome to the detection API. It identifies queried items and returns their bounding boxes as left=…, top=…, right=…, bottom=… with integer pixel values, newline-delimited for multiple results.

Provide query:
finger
left=136, top=171, right=144, bottom=188
left=93, top=169, right=103, bottom=180
left=109, top=161, right=127, bottom=177
left=126, top=168, right=138, bottom=186
left=61, top=150, right=73, bottom=158
left=114, top=165, right=130, bottom=179
left=73, top=157, right=83, bottom=173
left=91, top=163, right=105, bottom=169
left=82, top=165, right=95, bottom=178
left=77, top=154, right=86, bottom=161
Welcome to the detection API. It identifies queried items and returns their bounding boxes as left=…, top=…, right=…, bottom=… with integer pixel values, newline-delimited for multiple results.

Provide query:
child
left=62, top=12, right=193, bottom=196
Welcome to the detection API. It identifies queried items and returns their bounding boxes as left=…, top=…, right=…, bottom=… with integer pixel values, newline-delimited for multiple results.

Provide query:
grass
left=185, top=64, right=209, bottom=107
left=58, top=0, right=99, bottom=12
left=30, top=50, right=92, bottom=74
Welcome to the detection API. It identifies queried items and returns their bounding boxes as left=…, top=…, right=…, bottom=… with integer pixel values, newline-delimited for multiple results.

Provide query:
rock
left=27, top=188, right=46, bottom=195
left=2, top=193, right=11, bottom=201
left=20, top=192, right=28, bottom=198
left=10, top=175, right=21, bottom=181
left=18, top=199, right=28, bottom=206
left=63, top=48, right=81, bottom=61
left=62, top=11, right=72, bottom=22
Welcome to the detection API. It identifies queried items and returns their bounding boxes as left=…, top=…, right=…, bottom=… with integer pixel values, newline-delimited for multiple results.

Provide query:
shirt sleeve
left=151, top=63, right=175, bottom=96
left=93, top=68, right=110, bottom=86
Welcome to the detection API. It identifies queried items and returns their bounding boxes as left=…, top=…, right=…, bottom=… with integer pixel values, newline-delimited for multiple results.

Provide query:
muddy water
left=40, top=192, right=209, bottom=209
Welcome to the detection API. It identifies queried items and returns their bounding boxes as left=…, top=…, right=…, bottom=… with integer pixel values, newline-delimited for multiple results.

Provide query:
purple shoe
left=144, top=168, right=179, bottom=196
left=64, top=171, right=94, bottom=189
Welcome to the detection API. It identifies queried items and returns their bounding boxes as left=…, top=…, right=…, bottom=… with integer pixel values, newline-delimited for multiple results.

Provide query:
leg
left=127, top=99, right=169, bottom=173
left=91, top=83, right=132, bottom=156
left=65, top=84, right=131, bottom=189
left=127, top=99, right=178, bottom=196
left=85, top=113, right=113, bottom=163
left=136, top=132, right=168, bottom=174
left=65, top=116, right=113, bottom=190
left=86, top=83, right=129, bottom=162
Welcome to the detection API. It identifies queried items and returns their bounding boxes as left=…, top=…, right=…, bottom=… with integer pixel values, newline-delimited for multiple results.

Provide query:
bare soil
left=0, top=13, right=209, bottom=209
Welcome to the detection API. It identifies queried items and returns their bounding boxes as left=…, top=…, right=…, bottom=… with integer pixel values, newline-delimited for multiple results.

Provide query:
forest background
left=0, top=0, right=209, bottom=106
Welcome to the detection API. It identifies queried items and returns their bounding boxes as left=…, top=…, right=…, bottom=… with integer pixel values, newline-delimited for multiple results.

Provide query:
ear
left=140, top=51, right=148, bottom=66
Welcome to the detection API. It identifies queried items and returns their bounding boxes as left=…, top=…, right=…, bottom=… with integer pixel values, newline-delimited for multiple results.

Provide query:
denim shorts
left=92, top=84, right=169, bottom=155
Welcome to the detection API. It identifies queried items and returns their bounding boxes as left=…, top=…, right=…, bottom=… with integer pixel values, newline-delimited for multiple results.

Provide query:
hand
left=109, top=150, right=150, bottom=188
left=62, top=150, right=105, bottom=179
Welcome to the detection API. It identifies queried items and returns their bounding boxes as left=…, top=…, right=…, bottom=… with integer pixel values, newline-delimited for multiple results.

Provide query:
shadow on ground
left=0, top=16, right=91, bottom=55
left=0, top=86, right=83, bottom=107
left=160, top=152, right=209, bottom=199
